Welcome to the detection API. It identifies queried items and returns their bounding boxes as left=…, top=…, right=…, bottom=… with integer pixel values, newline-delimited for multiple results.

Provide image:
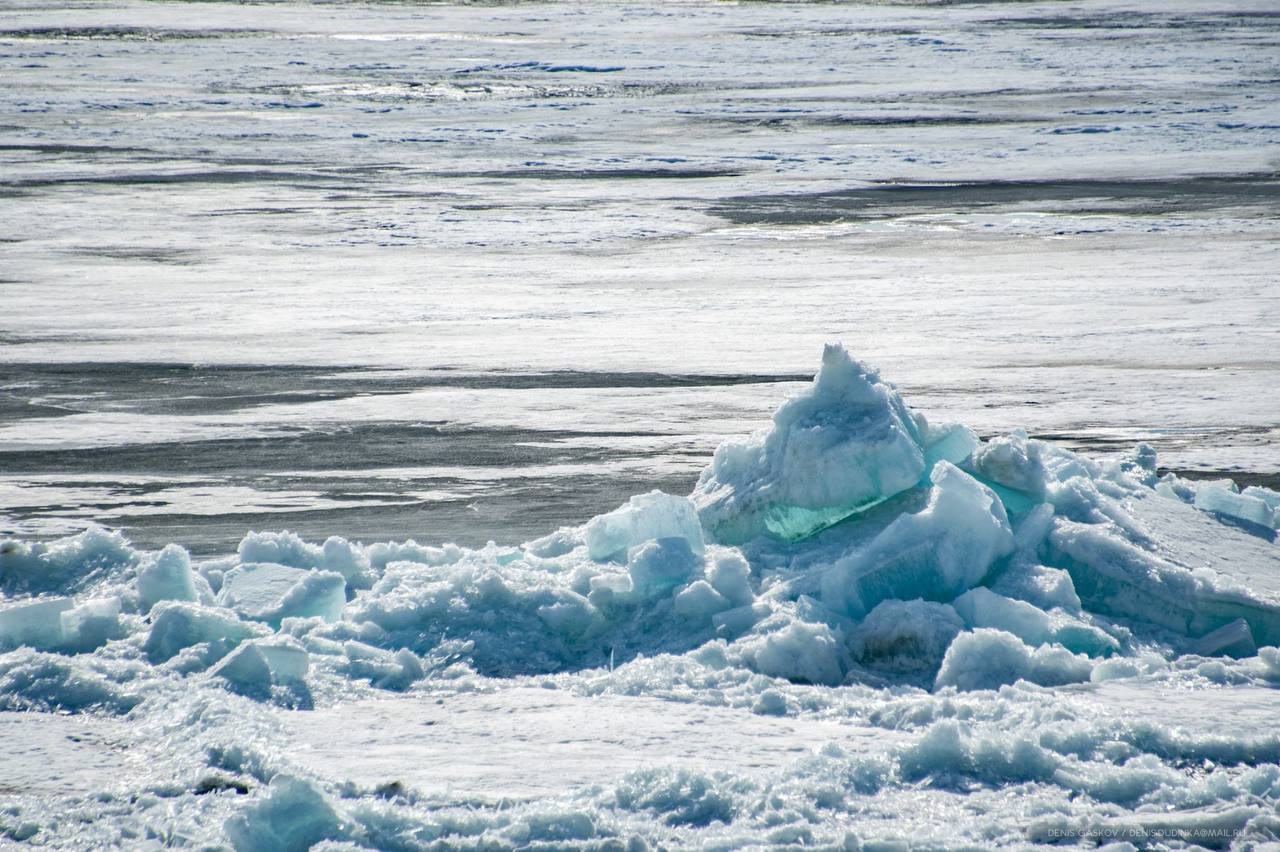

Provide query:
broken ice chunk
left=59, top=597, right=122, bottom=652
left=820, top=462, right=1014, bottom=619
left=850, top=599, right=963, bottom=674
left=1194, top=484, right=1276, bottom=530
left=732, top=618, right=846, bottom=686
left=212, top=638, right=310, bottom=690
left=712, top=601, right=770, bottom=639
left=934, top=628, right=1092, bottom=691
left=144, top=601, right=267, bottom=662
left=1193, top=618, right=1257, bottom=659
left=136, top=544, right=200, bottom=611
left=921, top=421, right=979, bottom=473
left=963, top=432, right=1049, bottom=515
left=238, top=530, right=373, bottom=588
left=0, top=596, right=122, bottom=653
left=1048, top=518, right=1280, bottom=645
left=584, top=491, right=704, bottom=561
left=969, top=432, right=1047, bottom=495
left=673, top=580, right=731, bottom=622
left=0, top=527, right=135, bottom=597
left=586, top=571, right=633, bottom=608
left=706, top=549, right=754, bottom=607
left=990, top=563, right=1082, bottom=613
left=952, top=588, right=1117, bottom=657
left=218, top=563, right=346, bottom=626
left=255, top=639, right=311, bottom=683
left=1242, top=485, right=1280, bottom=512
left=693, top=344, right=927, bottom=544
left=524, top=527, right=583, bottom=559
left=224, top=775, right=342, bottom=852
left=210, top=642, right=274, bottom=690
left=340, top=640, right=424, bottom=690
left=627, top=537, right=700, bottom=599
left=953, top=588, right=1056, bottom=645
left=0, top=597, right=73, bottom=650
left=535, top=592, right=603, bottom=640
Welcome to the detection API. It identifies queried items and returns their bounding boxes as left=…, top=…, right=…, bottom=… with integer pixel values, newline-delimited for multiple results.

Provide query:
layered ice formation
left=3, top=345, right=1280, bottom=848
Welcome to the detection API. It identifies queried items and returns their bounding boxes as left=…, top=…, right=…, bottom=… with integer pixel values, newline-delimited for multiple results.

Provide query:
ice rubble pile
left=3, top=344, right=1280, bottom=848
left=1, top=343, right=1279, bottom=711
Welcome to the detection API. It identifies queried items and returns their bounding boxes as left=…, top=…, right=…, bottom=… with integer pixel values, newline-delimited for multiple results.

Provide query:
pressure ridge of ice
left=3, top=344, right=1280, bottom=848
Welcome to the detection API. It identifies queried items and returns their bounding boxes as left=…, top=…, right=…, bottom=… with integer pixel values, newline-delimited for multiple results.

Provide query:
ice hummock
left=693, top=344, right=970, bottom=544
left=2, top=344, right=1276, bottom=687
left=1, top=344, right=1279, bottom=848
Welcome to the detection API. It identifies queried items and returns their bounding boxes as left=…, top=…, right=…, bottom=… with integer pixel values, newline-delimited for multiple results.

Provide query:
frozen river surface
left=1, top=0, right=1277, bottom=551
left=2, top=1, right=1280, bottom=849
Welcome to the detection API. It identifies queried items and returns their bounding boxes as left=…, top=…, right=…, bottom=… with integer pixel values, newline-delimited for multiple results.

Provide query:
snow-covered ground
left=2, top=0, right=1279, bottom=848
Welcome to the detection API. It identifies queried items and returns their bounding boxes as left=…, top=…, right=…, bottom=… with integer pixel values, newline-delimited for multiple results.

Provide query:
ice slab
left=58, top=596, right=121, bottom=652
left=0, top=596, right=120, bottom=652
left=1242, top=486, right=1280, bottom=513
left=136, top=544, right=199, bottom=611
left=1053, top=489, right=1280, bottom=644
left=1195, top=484, right=1276, bottom=530
left=583, top=490, right=704, bottom=561
left=819, top=462, right=1013, bottom=618
left=952, top=588, right=1117, bottom=657
left=218, top=563, right=346, bottom=626
left=0, top=597, right=73, bottom=650
left=1193, top=618, right=1256, bottom=658
left=256, top=641, right=310, bottom=683
left=211, top=639, right=309, bottom=691
left=144, top=601, right=267, bottom=662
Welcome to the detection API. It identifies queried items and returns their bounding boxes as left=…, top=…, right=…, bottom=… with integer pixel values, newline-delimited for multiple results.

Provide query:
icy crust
left=1, top=345, right=1280, bottom=847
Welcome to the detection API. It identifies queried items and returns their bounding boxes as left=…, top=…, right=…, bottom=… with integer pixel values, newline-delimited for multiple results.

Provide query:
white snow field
left=2, top=346, right=1280, bottom=848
